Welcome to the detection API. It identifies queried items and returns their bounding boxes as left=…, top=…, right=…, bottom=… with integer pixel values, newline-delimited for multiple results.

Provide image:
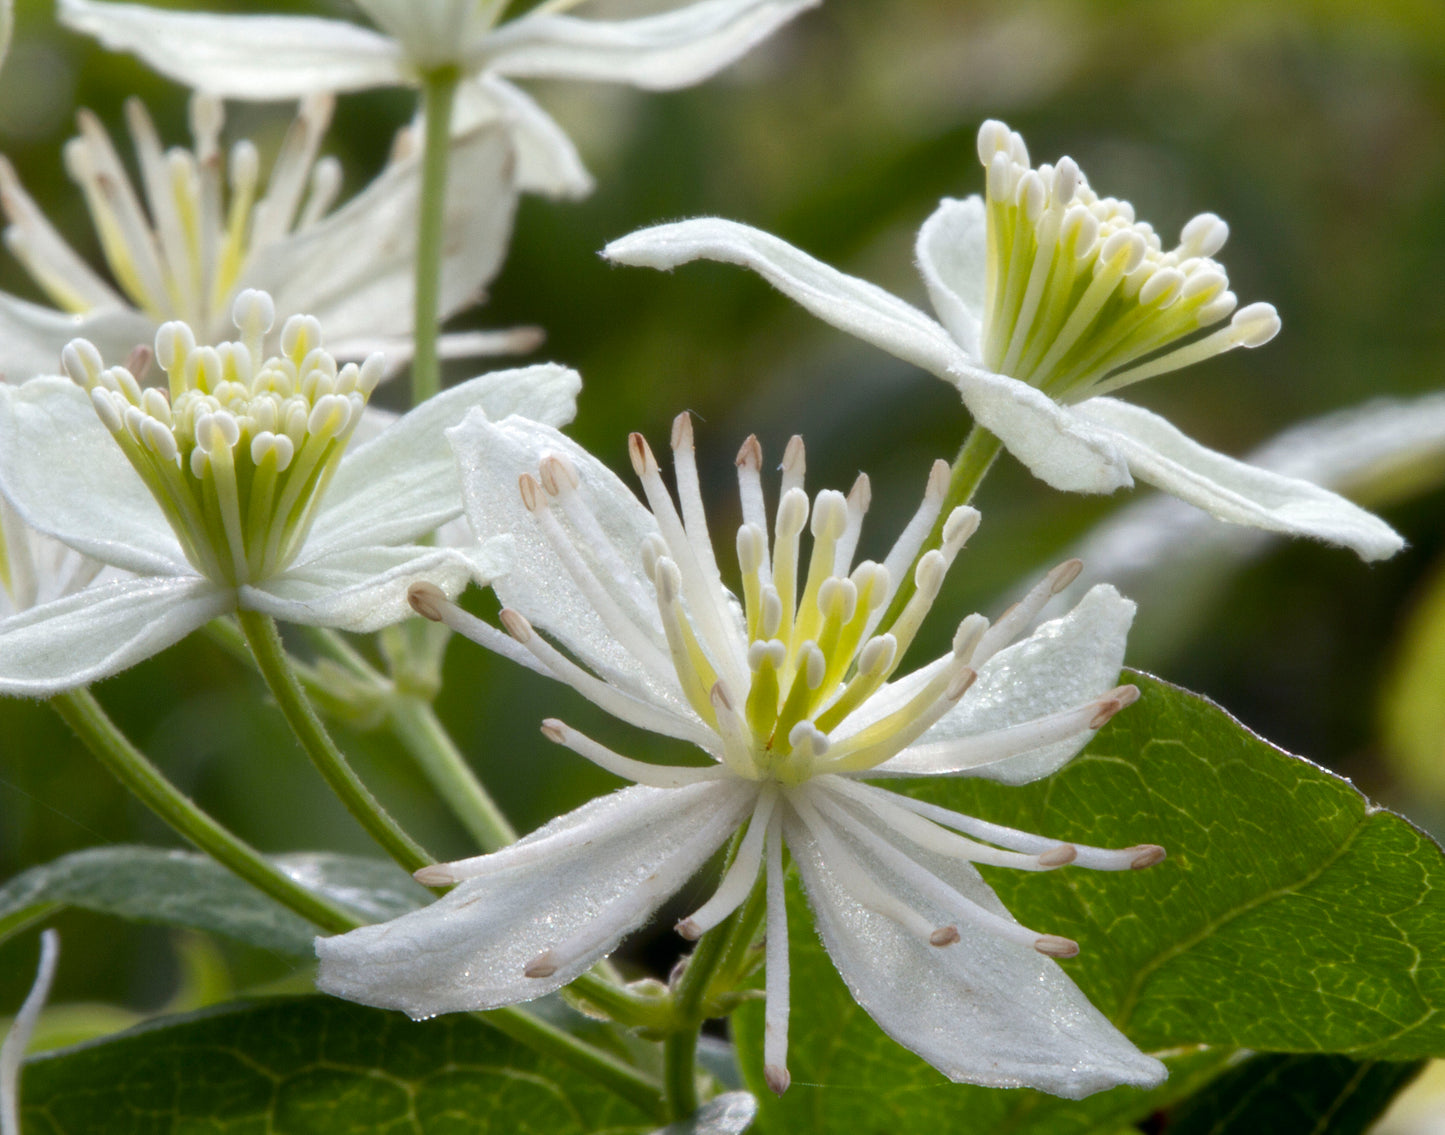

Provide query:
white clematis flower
left=59, top=0, right=821, bottom=201
left=316, top=414, right=1168, bottom=1099
left=0, top=93, right=531, bottom=382
left=604, top=119, right=1403, bottom=562
left=0, top=289, right=581, bottom=696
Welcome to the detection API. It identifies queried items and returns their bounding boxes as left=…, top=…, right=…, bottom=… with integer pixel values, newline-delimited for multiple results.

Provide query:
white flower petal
left=305, top=365, right=580, bottom=558
left=0, top=574, right=227, bottom=696
left=247, top=123, right=517, bottom=349
left=1077, top=396, right=1405, bottom=562
left=455, top=75, right=595, bottom=199
left=353, top=0, right=490, bottom=71
left=863, top=585, right=1134, bottom=784
left=58, top=0, right=408, bottom=97
left=605, top=217, right=966, bottom=376
left=0, top=293, right=153, bottom=384
left=315, top=780, right=753, bottom=1016
left=483, top=0, right=818, bottom=90
left=245, top=543, right=498, bottom=633
left=914, top=195, right=986, bottom=357
left=786, top=786, right=1165, bottom=1097
left=448, top=410, right=696, bottom=718
left=0, top=377, right=190, bottom=576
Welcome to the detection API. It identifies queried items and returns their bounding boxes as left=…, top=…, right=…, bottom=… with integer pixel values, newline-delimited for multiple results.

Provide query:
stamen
left=762, top=806, right=790, bottom=1095
left=876, top=459, right=948, bottom=623
left=677, top=786, right=777, bottom=939
left=540, top=718, right=725, bottom=789
left=833, top=472, right=870, bottom=576
left=973, top=558, right=1082, bottom=666
left=779, top=434, right=805, bottom=498
left=823, top=661, right=976, bottom=773
left=771, top=488, right=809, bottom=647
left=654, top=557, right=722, bottom=727
left=735, top=435, right=770, bottom=576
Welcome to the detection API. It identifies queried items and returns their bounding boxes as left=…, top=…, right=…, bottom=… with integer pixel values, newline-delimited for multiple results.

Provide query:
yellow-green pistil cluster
left=977, top=119, right=1281, bottom=400
left=62, top=289, right=378, bottom=587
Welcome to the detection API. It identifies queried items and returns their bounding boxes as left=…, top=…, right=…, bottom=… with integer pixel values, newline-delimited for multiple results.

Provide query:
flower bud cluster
left=63, top=288, right=380, bottom=586
left=976, top=119, right=1280, bottom=400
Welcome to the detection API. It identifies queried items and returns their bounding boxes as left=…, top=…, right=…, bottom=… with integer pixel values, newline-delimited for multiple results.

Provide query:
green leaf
left=0, top=847, right=427, bottom=954
left=735, top=675, right=1445, bottom=1133
left=1164, top=1054, right=1424, bottom=1135
left=20, top=996, right=655, bottom=1134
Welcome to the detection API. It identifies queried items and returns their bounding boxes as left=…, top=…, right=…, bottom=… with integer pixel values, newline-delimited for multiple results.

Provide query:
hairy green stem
left=875, top=423, right=1003, bottom=634
left=410, top=66, right=461, bottom=406
left=389, top=695, right=517, bottom=851
left=235, top=609, right=435, bottom=876
left=49, top=687, right=356, bottom=934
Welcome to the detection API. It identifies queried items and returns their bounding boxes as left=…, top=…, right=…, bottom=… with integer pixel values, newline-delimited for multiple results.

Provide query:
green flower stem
left=235, top=608, right=435, bottom=877
left=389, top=694, right=518, bottom=851
left=875, top=423, right=1004, bottom=634
left=662, top=919, right=734, bottom=1120
left=49, top=687, right=357, bottom=935
left=712, top=870, right=768, bottom=990
left=411, top=65, right=461, bottom=406
left=484, top=1005, right=666, bottom=1120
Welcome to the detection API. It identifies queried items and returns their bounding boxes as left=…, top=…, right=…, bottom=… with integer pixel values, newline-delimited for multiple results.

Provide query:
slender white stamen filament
left=710, top=683, right=760, bottom=778
left=974, top=558, right=1083, bottom=666
left=811, top=791, right=1066, bottom=955
left=779, top=434, right=805, bottom=499
left=735, top=435, right=771, bottom=577
left=833, top=473, right=870, bottom=577
left=1, top=929, right=58, bottom=1135
left=540, top=719, right=726, bottom=788
left=1086, top=302, right=1282, bottom=397
left=875, top=459, right=948, bottom=629
left=884, top=792, right=1165, bottom=872
left=791, top=490, right=848, bottom=650
left=866, top=685, right=1139, bottom=777
left=677, top=786, right=777, bottom=939
left=771, top=487, right=808, bottom=647
left=762, top=806, right=791, bottom=1097
left=670, top=413, right=730, bottom=623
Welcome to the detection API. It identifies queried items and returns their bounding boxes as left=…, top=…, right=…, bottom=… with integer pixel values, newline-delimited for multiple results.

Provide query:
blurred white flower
left=605, top=119, right=1403, bottom=562
left=0, top=0, right=12, bottom=79
left=0, top=94, right=531, bottom=381
left=59, top=0, right=821, bottom=199
left=317, top=415, right=1167, bottom=1099
left=0, top=290, right=580, bottom=695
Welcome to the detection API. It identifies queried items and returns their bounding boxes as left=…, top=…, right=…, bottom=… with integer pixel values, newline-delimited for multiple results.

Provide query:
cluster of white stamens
left=977, top=119, right=1281, bottom=399
left=0, top=94, right=337, bottom=332
left=62, top=289, right=379, bottom=586
left=409, top=413, right=1164, bottom=1080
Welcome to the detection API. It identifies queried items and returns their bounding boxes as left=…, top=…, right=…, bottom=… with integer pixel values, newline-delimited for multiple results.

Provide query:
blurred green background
left=3, top=0, right=1445, bottom=1044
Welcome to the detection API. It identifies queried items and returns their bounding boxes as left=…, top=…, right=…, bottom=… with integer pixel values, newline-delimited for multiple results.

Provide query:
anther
left=280, top=313, right=322, bottom=362
left=627, top=432, right=658, bottom=478
left=1129, top=844, right=1168, bottom=870
left=925, top=459, right=949, bottom=499
left=524, top=950, right=560, bottom=979
left=675, top=918, right=702, bottom=941
left=1052, top=156, right=1079, bottom=206
left=976, top=119, right=1011, bottom=164
left=413, top=863, right=459, bottom=886
left=945, top=667, right=978, bottom=701
left=671, top=410, right=694, bottom=452
left=140, top=417, right=178, bottom=463
left=856, top=634, right=896, bottom=676
left=735, top=434, right=762, bottom=470
left=737, top=524, right=766, bottom=575
left=232, top=288, right=275, bottom=338
left=407, top=581, right=449, bottom=622
left=1037, top=844, right=1078, bottom=868
left=781, top=434, right=805, bottom=478
left=810, top=490, right=848, bottom=541
left=1034, top=935, right=1080, bottom=959
left=126, top=344, right=153, bottom=382
left=1138, top=267, right=1184, bottom=308
left=1048, top=558, right=1084, bottom=594
left=498, top=608, right=534, bottom=643
left=518, top=473, right=541, bottom=511
left=539, top=719, right=566, bottom=745
left=62, top=338, right=104, bottom=387
left=764, top=1065, right=791, bottom=1097
left=1089, top=683, right=1140, bottom=729
left=1179, top=212, right=1229, bottom=259
left=941, top=505, right=981, bottom=552
left=929, top=926, right=961, bottom=947
left=1232, top=302, right=1281, bottom=347
left=89, top=388, right=123, bottom=431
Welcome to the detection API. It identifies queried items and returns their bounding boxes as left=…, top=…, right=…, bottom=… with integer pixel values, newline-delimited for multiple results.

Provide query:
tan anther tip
left=675, top=918, right=702, bottom=941
left=538, top=454, right=570, bottom=496
left=946, top=667, right=978, bottom=701
left=736, top=434, right=762, bottom=470
left=929, top=926, right=961, bottom=947
left=518, top=472, right=540, bottom=511
left=498, top=607, right=533, bottom=643
left=782, top=434, right=805, bottom=473
left=849, top=471, right=871, bottom=509
left=1034, top=934, right=1080, bottom=959
left=407, top=581, right=448, bottom=622
left=524, top=950, right=559, bottom=979
left=1130, top=844, right=1167, bottom=870
left=413, top=863, right=457, bottom=886
left=764, top=1064, right=791, bottom=1096
left=1037, top=843, right=1078, bottom=868
left=1050, top=558, right=1084, bottom=593
left=671, top=410, right=693, bottom=451
left=126, top=343, right=154, bottom=381
left=628, top=431, right=655, bottom=476
left=927, top=458, right=950, bottom=496
left=540, top=719, right=566, bottom=744
left=1090, top=684, right=1140, bottom=729
left=710, top=681, right=735, bottom=713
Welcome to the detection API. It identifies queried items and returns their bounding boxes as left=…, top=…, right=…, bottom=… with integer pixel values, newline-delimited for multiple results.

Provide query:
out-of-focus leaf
left=1165, top=1053, right=1424, bottom=1134
left=736, top=675, right=1445, bottom=1132
left=651, top=1092, right=757, bottom=1135
left=1382, top=557, right=1445, bottom=807
left=19, top=996, right=654, bottom=1134
left=0, top=847, right=427, bottom=954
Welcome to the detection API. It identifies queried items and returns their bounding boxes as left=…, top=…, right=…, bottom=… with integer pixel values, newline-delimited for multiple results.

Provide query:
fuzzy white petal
left=248, top=124, right=517, bottom=348
left=455, top=75, right=595, bottom=199
left=315, top=780, right=753, bottom=1015
left=0, top=575, right=227, bottom=696
left=605, top=218, right=966, bottom=376
left=915, top=195, right=986, bottom=357
left=0, top=377, right=189, bottom=576
left=1077, top=397, right=1405, bottom=562
left=305, top=366, right=579, bottom=559
left=787, top=785, right=1165, bottom=1097
left=483, top=0, right=818, bottom=89
left=864, top=585, right=1134, bottom=783
left=245, top=544, right=499, bottom=633
left=0, top=294, right=153, bottom=384
left=58, top=0, right=408, bottom=97
left=448, top=410, right=697, bottom=719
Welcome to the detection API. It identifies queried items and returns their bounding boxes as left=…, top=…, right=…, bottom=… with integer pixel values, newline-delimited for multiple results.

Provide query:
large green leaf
left=1164, top=1053, right=1424, bottom=1135
left=0, top=847, right=427, bottom=954
left=735, top=675, right=1444, bottom=1132
left=19, top=996, right=655, bottom=1135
